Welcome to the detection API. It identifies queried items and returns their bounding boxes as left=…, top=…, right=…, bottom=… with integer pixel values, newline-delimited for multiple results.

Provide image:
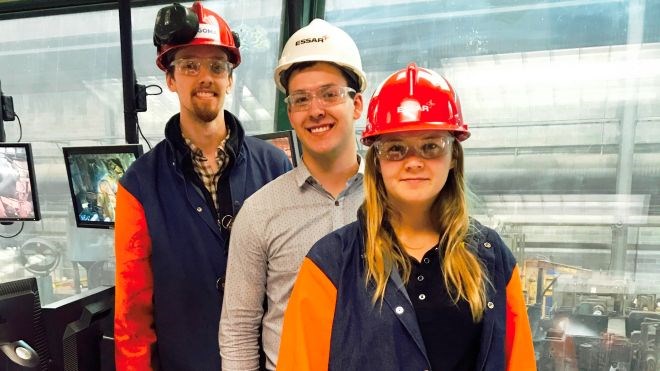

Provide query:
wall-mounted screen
left=0, top=143, right=41, bottom=222
left=62, top=145, right=143, bottom=229
left=253, top=130, right=301, bottom=167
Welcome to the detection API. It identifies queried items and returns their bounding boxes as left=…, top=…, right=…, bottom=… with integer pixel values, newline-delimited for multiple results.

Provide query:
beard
left=193, top=102, right=221, bottom=122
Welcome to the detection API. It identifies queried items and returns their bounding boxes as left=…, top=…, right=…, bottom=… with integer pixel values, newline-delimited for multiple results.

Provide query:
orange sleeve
left=276, top=258, right=337, bottom=371
left=505, top=265, right=537, bottom=371
left=114, top=184, right=156, bottom=371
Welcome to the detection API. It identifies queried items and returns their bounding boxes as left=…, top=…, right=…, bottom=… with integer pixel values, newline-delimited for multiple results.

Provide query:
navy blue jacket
left=278, top=217, right=536, bottom=371
left=114, top=112, right=292, bottom=371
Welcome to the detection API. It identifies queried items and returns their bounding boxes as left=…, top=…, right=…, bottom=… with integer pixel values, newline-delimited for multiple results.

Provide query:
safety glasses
left=374, top=136, right=454, bottom=161
left=170, top=58, right=233, bottom=77
left=284, top=85, right=356, bottom=112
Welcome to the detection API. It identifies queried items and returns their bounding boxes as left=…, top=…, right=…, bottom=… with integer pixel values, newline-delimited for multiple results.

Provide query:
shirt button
left=196, top=206, right=203, bottom=212
left=395, top=306, right=404, bottom=315
left=334, top=200, right=339, bottom=206
left=417, top=275, right=424, bottom=282
left=487, top=301, right=494, bottom=309
left=418, top=294, right=426, bottom=301
left=423, top=258, right=430, bottom=264
left=216, top=277, right=225, bottom=291
left=483, top=242, right=492, bottom=249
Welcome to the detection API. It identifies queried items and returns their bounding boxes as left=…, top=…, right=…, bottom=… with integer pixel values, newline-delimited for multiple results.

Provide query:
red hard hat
left=361, top=63, right=470, bottom=146
left=154, top=2, right=241, bottom=71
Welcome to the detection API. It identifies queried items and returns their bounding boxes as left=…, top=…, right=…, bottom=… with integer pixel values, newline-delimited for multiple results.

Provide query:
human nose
left=195, top=67, right=215, bottom=86
left=402, top=147, right=424, bottom=168
left=307, top=93, right=326, bottom=117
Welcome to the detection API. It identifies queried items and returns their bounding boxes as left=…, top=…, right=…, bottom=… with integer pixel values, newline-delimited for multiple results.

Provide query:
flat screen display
left=62, top=145, right=143, bottom=229
left=0, top=143, right=40, bottom=221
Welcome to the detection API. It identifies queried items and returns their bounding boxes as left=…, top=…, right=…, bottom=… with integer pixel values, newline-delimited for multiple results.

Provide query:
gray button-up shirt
left=220, top=158, right=364, bottom=371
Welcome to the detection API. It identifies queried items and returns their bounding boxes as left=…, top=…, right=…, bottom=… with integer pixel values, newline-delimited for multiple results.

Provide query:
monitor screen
left=0, top=277, right=49, bottom=370
left=0, top=143, right=41, bottom=222
left=62, top=145, right=143, bottom=229
left=253, top=130, right=301, bottom=167
left=41, top=286, right=115, bottom=371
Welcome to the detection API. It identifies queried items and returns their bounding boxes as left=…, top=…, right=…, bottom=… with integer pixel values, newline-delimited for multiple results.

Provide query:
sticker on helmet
left=295, top=36, right=327, bottom=46
left=397, top=99, right=428, bottom=122
left=196, top=22, right=220, bottom=42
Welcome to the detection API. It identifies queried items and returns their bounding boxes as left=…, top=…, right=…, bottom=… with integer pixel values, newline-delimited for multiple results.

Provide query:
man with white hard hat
left=220, top=19, right=366, bottom=370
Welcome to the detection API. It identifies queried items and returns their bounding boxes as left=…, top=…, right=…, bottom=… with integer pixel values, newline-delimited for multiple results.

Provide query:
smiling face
left=377, top=130, right=455, bottom=212
left=286, top=62, right=363, bottom=161
left=166, top=44, right=233, bottom=123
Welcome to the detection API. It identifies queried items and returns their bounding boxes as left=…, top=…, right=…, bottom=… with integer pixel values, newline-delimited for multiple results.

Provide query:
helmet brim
left=274, top=56, right=367, bottom=93
left=361, top=122, right=470, bottom=146
left=156, top=42, right=241, bottom=71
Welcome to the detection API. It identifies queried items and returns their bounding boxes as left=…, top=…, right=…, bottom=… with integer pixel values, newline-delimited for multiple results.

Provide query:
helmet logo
left=295, top=35, right=327, bottom=46
left=397, top=99, right=429, bottom=122
left=196, top=18, right=220, bottom=42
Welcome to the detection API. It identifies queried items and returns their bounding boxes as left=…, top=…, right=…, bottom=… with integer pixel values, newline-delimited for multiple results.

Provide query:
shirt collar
left=182, top=128, right=231, bottom=161
left=294, top=154, right=364, bottom=188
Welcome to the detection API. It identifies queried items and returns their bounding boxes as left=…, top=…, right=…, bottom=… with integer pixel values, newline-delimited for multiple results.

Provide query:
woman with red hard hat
left=277, top=63, right=535, bottom=370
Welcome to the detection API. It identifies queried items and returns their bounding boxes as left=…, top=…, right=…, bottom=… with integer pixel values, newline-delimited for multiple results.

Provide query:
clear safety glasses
left=170, top=58, right=233, bottom=77
left=374, top=136, right=455, bottom=161
left=284, top=85, right=356, bottom=112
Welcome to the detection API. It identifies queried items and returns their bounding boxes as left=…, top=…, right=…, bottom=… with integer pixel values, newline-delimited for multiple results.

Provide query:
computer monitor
left=253, top=130, right=301, bottom=167
left=0, top=143, right=41, bottom=222
left=62, top=145, right=143, bottom=229
left=0, top=277, right=49, bottom=370
left=41, top=286, right=115, bottom=371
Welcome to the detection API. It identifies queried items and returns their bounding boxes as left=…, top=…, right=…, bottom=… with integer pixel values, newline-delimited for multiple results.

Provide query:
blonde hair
left=362, top=140, right=489, bottom=321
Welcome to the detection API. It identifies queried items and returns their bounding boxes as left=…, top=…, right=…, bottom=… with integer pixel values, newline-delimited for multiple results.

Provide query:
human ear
left=352, top=93, right=363, bottom=120
left=166, top=73, right=177, bottom=92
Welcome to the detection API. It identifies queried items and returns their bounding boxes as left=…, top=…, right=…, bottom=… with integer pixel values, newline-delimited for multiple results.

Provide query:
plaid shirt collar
left=183, top=128, right=231, bottom=211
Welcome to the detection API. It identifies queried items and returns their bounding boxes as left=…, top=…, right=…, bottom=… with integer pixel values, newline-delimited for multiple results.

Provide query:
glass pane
left=0, top=0, right=282, bottom=305
left=327, top=1, right=660, bottom=369
left=0, top=10, right=122, bottom=305
left=132, top=1, right=283, bottom=143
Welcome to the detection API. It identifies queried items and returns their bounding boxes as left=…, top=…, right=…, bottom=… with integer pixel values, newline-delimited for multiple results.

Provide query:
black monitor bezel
left=253, top=130, right=301, bottom=167
left=0, top=142, right=41, bottom=222
left=62, top=144, right=143, bottom=229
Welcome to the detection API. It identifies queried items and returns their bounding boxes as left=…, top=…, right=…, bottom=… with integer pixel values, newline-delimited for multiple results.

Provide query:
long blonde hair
left=362, top=139, right=489, bottom=321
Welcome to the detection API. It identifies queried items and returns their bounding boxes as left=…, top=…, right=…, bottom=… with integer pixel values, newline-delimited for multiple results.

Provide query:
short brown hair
left=280, top=61, right=359, bottom=95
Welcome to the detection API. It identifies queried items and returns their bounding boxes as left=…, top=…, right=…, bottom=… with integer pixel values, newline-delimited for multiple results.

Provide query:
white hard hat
left=274, top=18, right=367, bottom=93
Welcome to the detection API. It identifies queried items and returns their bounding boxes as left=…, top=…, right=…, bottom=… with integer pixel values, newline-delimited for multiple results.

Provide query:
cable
left=133, top=84, right=162, bottom=150
left=136, top=121, right=152, bottom=150
left=14, top=113, right=22, bottom=142
left=0, top=221, right=24, bottom=238
left=145, top=84, right=163, bottom=96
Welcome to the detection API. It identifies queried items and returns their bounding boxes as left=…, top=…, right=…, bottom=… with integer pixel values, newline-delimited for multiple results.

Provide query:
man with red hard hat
left=114, top=2, right=291, bottom=370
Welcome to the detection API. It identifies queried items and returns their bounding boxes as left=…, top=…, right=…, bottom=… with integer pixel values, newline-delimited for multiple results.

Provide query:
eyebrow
left=386, top=133, right=445, bottom=140
left=176, top=56, right=229, bottom=61
left=290, top=83, right=339, bottom=94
